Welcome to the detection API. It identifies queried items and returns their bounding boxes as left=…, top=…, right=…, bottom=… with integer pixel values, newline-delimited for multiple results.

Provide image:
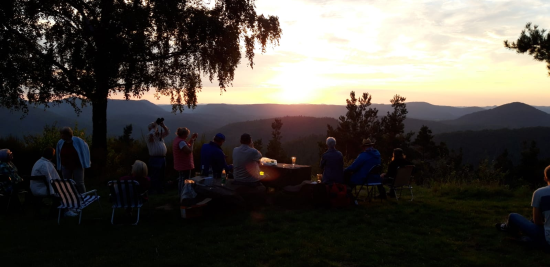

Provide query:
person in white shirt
left=496, top=165, right=550, bottom=248
left=31, top=147, right=61, bottom=197
left=147, top=119, right=170, bottom=194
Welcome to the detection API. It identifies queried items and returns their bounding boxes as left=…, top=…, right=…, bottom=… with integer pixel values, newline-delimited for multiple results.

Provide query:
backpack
left=328, top=183, right=351, bottom=208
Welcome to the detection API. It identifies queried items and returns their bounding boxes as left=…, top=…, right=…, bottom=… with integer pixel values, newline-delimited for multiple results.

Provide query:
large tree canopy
left=0, top=0, right=281, bottom=172
left=505, top=23, right=550, bottom=75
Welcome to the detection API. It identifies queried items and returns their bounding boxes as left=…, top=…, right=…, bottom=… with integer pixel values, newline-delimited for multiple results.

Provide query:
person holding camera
left=173, top=127, right=198, bottom=196
left=147, top=118, right=169, bottom=194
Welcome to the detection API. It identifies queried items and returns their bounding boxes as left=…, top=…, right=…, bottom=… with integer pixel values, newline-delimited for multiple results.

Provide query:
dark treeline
left=2, top=91, right=549, bottom=189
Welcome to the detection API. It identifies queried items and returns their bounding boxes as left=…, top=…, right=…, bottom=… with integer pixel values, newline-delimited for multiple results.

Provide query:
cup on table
left=291, top=157, right=296, bottom=168
left=316, top=174, right=322, bottom=183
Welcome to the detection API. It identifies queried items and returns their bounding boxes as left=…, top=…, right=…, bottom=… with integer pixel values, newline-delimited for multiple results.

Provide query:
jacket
left=56, top=137, right=91, bottom=170
left=344, top=148, right=381, bottom=185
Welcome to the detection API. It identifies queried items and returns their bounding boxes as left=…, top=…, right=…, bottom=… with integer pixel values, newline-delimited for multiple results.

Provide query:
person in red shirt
left=173, top=127, right=198, bottom=196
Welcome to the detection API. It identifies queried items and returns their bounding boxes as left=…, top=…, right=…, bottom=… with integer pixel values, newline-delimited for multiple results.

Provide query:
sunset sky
left=116, top=0, right=550, bottom=107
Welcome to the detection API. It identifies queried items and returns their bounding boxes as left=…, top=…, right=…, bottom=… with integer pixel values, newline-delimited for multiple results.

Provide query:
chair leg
left=111, top=208, right=115, bottom=225
left=78, top=210, right=83, bottom=225
left=57, top=209, right=61, bottom=225
left=409, top=187, right=414, bottom=201
left=133, top=208, right=141, bottom=225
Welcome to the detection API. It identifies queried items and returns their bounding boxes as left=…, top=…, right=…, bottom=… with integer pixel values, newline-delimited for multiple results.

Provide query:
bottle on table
left=221, top=169, right=227, bottom=186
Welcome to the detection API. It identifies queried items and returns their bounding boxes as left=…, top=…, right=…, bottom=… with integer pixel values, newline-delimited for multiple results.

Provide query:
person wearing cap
left=173, top=127, right=198, bottom=196
left=379, top=148, right=412, bottom=198
left=147, top=121, right=169, bottom=194
left=200, top=133, right=233, bottom=178
left=343, top=138, right=382, bottom=187
left=320, top=137, right=344, bottom=184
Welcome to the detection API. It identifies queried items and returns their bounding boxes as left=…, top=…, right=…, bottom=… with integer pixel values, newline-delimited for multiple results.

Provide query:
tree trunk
left=91, top=93, right=108, bottom=181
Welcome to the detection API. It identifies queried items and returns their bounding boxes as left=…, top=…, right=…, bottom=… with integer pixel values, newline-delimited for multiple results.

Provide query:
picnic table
left=260, top=163, right=312, bottom=188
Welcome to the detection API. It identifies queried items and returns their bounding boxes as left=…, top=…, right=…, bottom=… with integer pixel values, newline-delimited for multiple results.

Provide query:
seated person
left=230, top=133, right=268, bottom=194
left=200, top=133, right=233, bottom=178
left=0, top=149, right=23, bottom=194
left=30, top=147, right=61, bottom=197
left=344, top=138, right=381, bottom=186
left=380, top=148, right=412, bottom=197
left=495, top=165, right=550, bottom=248
left=320, top=137, right=344, bottom=184
left=120, top=160, right=151, bottom=194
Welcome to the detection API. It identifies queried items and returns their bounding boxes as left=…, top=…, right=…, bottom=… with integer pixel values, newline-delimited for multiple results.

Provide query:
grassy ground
left=1, top=184, right=548, bottom=267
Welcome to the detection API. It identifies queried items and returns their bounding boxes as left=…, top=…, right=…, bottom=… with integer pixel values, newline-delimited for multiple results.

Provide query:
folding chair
left=0, top=174, right=27, bottom=212
left=50, top=179, right=101, bottom=224
left=26, top=175, right=58, bottom=217
left=108, top=180, right=147, bottom=225
left=390, top=165, right=414, bottom=201
left=353, top=165, right=383, bottom=202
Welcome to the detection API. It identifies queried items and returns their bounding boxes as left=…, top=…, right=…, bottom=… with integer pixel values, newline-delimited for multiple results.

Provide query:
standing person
left=173, top=127, right=198, bottom=196
left=320, top=137, right=344, bottom=184
left=0, top=149, right=23, bottom=195
left=200, top=133, right=233, bottom=178
left=56, top=127, right=91, bottom=194
left=147, top=119, right=169, bottom=194
left=495, top=165, right=550, bottom=249
left=31, top=147, right=61, bottom=197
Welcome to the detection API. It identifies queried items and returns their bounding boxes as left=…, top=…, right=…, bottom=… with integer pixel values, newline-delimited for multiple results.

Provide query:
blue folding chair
left=50, top=179, right=101, bottom=224
left=108, top=180, right=147, bottom=225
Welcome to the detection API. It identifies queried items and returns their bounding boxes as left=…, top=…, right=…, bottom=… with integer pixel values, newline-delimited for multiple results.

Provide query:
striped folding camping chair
left=108, top=180, right=147, bottom=225
left=50, top=179, right=101, bottom=224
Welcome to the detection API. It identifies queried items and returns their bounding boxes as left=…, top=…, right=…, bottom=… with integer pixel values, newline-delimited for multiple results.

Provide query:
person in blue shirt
left=200, top=133, right=233, bottom=178
left=344, top=138, right=383, bottom=195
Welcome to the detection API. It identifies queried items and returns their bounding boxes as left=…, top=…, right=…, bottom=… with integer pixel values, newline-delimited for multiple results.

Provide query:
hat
left=361, top=138, right=375, bottom=146
left=214, top=133, right=226, bottom=141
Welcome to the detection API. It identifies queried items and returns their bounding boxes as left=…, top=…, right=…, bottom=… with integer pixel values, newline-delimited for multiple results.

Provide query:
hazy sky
left=115, top=0, right=550, bottom=107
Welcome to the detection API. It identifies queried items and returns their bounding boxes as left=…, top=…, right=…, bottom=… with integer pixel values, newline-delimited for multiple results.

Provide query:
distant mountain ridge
left=158, top=102, right=487, bottom=121
left=2, top=100, right=550, bottom=142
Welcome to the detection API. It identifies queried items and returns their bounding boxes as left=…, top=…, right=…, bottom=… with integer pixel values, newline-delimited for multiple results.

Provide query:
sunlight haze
left=113, top=0, right=550, bottom=107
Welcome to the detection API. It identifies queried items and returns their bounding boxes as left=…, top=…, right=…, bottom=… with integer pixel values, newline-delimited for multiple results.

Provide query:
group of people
left=2, top=121, right=550, bottom=250
left=145, top=120, right=267, bottom=197
left=320, top=137, right=410, bottom=199
left=0, top=127, right=91, bottom=217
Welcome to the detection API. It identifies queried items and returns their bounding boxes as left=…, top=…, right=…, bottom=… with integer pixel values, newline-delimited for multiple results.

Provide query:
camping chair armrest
left=82, top=189, right=98, bottom=196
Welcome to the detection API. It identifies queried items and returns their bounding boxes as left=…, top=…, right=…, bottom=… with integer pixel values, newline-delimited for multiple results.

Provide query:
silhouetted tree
left=505, top=23, right=550, bottom=75
left=118, top=124, right=134, bottom=144
left=327, top=91, right=380, bottom=160
left=253, top=139, right=263, bottom=154
left=518, top=140, right=541, bottom=187
left=0, top=0, right=282, bottom=175
left=266, top=118, right=286, bottom=162
left=379, top=94, right=412, bottom=161
left=413, top=125, right=437, bottom=159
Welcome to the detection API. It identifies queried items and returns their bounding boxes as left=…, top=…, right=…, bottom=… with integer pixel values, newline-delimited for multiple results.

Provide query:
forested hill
left=206, top=116, right=339, bottom=148
left=434, top=127, right=550, bottom=165
left=159, top=102, right=486, bottom=121
left=442, top=102, right=550, bottom=129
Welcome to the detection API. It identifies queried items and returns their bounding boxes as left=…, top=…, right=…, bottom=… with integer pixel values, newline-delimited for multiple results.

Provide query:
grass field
left=1, top=184, right=548, bottom=267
